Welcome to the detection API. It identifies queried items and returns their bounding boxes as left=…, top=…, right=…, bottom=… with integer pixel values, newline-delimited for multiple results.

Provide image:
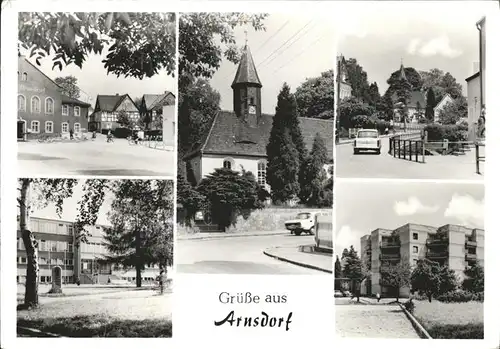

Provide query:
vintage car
left=284, top=212, right=318, bottom=236
left=353, top=129, right=381, bottom=154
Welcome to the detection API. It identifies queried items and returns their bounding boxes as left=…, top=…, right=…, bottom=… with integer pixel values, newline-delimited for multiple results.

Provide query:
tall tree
left=294, top=70, right=334, bottom=119
left=462, top=263, right=484, bottom=293
left=19, top=12, right=176, bottom=79
left=342, top=245, right=369, bottom=302
left=54, top=75, right=80, bottom=99
left=380, top=260, right=412, bottom=302
left=178, top=78, right=221, bottom=155
left=386, top=67, right=423, bottom=94
left=410, top=259, right=458, bottom=302
left=298, top=133, right=328, bottom=206
left=335, top=255, right=342, bottom=278
left=18, top=179, right=108, bottom=308
left=344, top=58, right=371, bottom=102
left=337, top=97, right=375, bottom=129
left=366, top=82, right=381, bottom=106
left=425, top=88, right=437, bottom=122
left=266, top=84, right=303, bottom=203
left=103, top=180, right=174, bottom=287
left=420, top=69, right=464, bottom=101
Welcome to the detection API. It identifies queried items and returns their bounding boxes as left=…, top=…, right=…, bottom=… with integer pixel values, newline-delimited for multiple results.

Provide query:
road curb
left=263, top=249, right=332, bottom=274
left=398, top=302, right=432, bottom=339
left=17, top=326, right=65, bottom=338
left=178, top=231, right=288, bottom=241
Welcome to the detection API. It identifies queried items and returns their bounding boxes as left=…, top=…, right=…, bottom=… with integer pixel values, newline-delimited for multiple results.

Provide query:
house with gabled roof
left=183, top=44, right=334, bottom=191
left=138, top=91, right=175, bottom=130
left=17, top=56, right=91, bottom=140
left=89, top=93, right=140, bottom=132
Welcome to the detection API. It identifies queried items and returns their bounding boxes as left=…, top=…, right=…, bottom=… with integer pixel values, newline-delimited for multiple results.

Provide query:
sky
left=30, top=182, right=113, bottom=226
left=20, top=43, right=176, bottom=108
left=207, top=13, right=334, bottom=115
left=337, top=2, right=488, bottom=95
left=335, top=181, right=485, bottom=254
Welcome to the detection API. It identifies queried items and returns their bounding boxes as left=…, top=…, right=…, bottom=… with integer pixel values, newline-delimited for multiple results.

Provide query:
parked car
left=334, top=290, right=344, bottom=298
left=353, top=129, right=381, bottom=154
left=285, top=212, right=318, bottom=236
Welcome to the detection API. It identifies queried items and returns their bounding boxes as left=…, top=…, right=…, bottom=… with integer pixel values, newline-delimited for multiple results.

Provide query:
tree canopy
left=294, top=70, right=334, bottom=119
left=386, top=67, right=423, bottom=95
left=54, top=75, right=80, bottom=99
left=178, top=13, right=268, bottom=87
left=410, top=259, right=458, bottom=302
left=19, top=12, right=176, bottom=79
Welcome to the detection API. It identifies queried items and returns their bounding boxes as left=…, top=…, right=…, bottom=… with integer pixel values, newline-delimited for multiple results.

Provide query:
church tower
left=232, top=44, right=262, bottom=127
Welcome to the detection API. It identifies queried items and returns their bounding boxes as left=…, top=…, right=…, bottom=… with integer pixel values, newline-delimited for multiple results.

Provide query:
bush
left=403, top=299, right=415, bottom=313
left=426, top=324, right=483, bottom=339
left=424, top=123, right=467, bottom=142
left=435, top=289, right=484, bottom=303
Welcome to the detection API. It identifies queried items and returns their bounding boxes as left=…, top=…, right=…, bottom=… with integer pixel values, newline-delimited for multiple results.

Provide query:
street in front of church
left=176, top=232, right=330, bottom=275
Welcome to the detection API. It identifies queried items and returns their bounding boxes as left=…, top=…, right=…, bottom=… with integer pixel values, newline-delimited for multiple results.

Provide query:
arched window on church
left=257, top=160, right=267, bottom=186
left=223, top=158, right=234, bottom=170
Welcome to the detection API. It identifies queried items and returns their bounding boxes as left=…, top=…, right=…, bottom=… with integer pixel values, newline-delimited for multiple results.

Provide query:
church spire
left=231, top=42, right=262, bottom=125
left=231, top=44, right=262, bottom=88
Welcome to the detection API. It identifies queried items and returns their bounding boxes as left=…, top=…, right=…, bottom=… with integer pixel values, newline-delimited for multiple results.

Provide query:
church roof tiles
left=231, top=45, right=262, bottom=88
left=185, top=110, right=333, bottom=162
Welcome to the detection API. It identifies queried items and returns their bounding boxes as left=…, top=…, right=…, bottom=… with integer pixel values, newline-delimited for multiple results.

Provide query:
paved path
left=177, top=234, right=325, bottom=274
left=336, top=299, right=419, bottom=338
left=18, top=134, right=174, bottom=177
left=336, top=137, right=483, bottom=180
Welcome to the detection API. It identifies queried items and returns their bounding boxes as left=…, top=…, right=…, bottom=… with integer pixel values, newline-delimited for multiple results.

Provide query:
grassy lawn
left=17, top=290, right=172, bottom=337
left=413, top=300, right=483, bottom=339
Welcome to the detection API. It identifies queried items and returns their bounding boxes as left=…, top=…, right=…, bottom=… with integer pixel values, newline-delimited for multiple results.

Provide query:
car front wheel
left=294, top=231, right=302, bottom=236
left=309, top=227, right=315, bottom=235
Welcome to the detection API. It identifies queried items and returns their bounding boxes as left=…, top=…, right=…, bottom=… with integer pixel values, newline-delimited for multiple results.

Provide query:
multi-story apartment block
left=360, top=223, right=484, bottom=297
left=17, top=217, right=166, bottom=285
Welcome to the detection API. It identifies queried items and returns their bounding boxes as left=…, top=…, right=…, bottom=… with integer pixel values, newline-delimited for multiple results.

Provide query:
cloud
left=336, top=225, right=363, bottom=254
left=444, top=194, right=484, bottom=228
left=406, top=35, right=463, bottom=58
left=393, top=196, right=439, bottom=216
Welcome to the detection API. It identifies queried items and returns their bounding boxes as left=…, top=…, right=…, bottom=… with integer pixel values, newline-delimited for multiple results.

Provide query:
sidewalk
left=263, top=244, right=332, bottom=273
left=177, top=230, right=287, bottom=241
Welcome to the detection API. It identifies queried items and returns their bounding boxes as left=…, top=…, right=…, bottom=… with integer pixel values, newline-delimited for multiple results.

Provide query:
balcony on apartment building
left=465, top=237, right=478, bottom=248
left=379, top=253, right=400, bottom=261
left=426, top=236, right=449, bottom=246
left=426, top=251, right=448, bottom=259
left=465, top=252, right=477, bottom=261
left=379, top=240, right=400, bottom=249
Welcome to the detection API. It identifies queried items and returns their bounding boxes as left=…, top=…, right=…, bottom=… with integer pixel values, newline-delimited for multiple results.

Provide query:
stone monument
left=49, top=265, right=63, bottom=294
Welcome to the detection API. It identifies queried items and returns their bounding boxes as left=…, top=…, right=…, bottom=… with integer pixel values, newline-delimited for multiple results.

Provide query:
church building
left=336, top=55, right=352, bottom=101
left=183, top=45, right=334, bottom=192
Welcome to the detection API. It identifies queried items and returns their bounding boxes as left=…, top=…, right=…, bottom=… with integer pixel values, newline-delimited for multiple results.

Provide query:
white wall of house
left=467, top=76, right=481, bottom=141
left=162, top=105, right=175, bottom=146
left=434, top=94, right=454, bottom=122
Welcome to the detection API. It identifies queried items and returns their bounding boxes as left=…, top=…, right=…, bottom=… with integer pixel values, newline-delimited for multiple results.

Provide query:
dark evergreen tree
left=342, top=245, right=369, bottom=301
left=266, top=84, right=304, bottom=203
left=298, top=133, right=328, bottom=206
left=425, top=88, right=437, bottom=122
left=266, top=129, right=300, bottom=203
left=335, top=255, right=342, bottom=278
